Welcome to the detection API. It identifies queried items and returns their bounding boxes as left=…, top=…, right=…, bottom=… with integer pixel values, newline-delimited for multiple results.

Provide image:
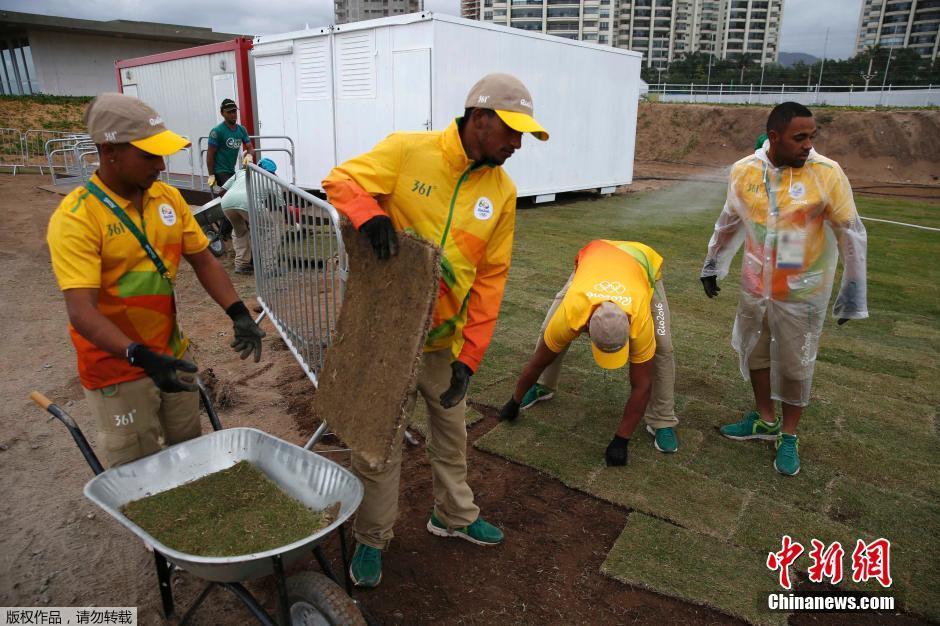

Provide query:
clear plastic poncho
left=701, top=147, right=868, bottom=406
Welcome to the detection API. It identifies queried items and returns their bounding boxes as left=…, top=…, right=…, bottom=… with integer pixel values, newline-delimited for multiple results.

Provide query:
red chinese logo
left=807, top=539, right=845, bottom=585
left=851, top=538, right=893, bottom=588
left=767, top=535, right=805, bottom=590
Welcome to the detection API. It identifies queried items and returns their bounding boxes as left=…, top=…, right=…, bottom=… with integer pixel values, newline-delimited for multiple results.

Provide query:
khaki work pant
left=223, top=208, right=252, bottom=271
left=352, top=348, right=479, bottom=550
left=83, top=352, right=201, bottom=468
left=536, top=274, right=679, bottom=430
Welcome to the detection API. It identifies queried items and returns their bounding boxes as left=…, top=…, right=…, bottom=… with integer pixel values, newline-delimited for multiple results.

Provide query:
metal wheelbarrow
left=30, top=390, right=368, bottom=626
left=192, top=197, right=228, bottom=258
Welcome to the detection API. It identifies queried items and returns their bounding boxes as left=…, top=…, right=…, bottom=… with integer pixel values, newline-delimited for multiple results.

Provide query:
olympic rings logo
left=593, top=281, right=626, bottom=294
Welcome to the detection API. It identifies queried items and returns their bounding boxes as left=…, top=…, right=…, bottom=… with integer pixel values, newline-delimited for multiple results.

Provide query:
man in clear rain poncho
left=700, top=102, right=868, bottom=476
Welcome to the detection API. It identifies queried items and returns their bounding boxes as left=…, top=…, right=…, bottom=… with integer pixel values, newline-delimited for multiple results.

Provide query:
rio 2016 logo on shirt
left=226, top=137, right=241, bottom=149
left=159, top=204, right=177, bottom=227
left=789, top=182, right=806, bottom=199
left=474, top=197, right=494, bottom=221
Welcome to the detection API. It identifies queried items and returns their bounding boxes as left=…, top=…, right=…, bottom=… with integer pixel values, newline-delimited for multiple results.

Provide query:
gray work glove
left=126, top=343, right=198, bottom=393
left=226, top=301, right=266, bottom=362
left=440, top=361, right=473, bottom=409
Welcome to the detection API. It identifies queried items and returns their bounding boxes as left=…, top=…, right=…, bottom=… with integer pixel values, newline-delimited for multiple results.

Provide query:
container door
left=392, top=49, right=431, bottom=132
left=212, top=73, right=236, bottom=108
left=254, top=63, right=290, bottom=177
left=122, top=84, right=138, bottom=98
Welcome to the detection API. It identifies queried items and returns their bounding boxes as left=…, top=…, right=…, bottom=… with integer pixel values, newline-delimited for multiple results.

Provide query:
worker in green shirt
left=206, top=98, right=254, bottom=190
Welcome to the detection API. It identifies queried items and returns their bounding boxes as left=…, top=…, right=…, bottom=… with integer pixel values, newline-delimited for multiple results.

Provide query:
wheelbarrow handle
left=30, top=390, right=105, bottom=475
left=30, top=390, right=53, bottom=411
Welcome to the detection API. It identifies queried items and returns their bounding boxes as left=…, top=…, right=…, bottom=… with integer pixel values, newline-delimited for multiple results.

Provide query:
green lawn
left=470, top=182, right=940, bottom=623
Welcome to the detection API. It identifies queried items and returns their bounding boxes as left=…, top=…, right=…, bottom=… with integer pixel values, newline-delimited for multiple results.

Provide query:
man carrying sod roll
left=47, top=93, right=265, bottom=468
left=498, top=240, right=680, bottom=467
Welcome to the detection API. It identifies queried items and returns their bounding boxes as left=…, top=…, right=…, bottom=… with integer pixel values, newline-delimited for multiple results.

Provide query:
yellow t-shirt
left=543, top=240, right=663, bottom=365
left=47, top=174, right=209, bottom=389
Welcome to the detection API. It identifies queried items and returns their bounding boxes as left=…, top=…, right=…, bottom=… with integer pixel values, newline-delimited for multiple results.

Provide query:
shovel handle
left=30, top=391, right=53, bottom=410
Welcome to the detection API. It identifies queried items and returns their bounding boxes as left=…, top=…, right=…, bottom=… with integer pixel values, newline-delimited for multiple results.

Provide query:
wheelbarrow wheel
left=206, top=230, right=225, bottom=258
left=286, top=571, right=366, bottom=626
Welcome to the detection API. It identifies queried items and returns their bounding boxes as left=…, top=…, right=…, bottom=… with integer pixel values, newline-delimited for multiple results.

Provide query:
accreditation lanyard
left=85, top=181, right=173, bottom=284
left=762, top=165, right=806, bottom=270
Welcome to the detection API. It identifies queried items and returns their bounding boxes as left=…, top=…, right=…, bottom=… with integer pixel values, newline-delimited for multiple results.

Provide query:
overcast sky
left=3, top=0, right=864, bottom=59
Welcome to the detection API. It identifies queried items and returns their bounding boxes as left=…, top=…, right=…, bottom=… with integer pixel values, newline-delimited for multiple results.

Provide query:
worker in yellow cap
left=323, top=72, right=548, bottom=588
left=498, top=240, right=679, bottom=466
left=46, top=93, right=265, bottom=468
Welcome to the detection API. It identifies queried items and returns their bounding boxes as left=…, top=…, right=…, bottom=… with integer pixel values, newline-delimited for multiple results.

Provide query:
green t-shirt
left=208, top=122, right=250, bottom=175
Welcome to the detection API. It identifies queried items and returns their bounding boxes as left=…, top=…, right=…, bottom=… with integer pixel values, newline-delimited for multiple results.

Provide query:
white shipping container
left=251, top=13, right=642, bottom=199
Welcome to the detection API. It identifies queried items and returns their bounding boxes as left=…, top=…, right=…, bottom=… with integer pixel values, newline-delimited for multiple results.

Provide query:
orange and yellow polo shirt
left=47, top=173, right=208, bottom=390
left=544, top=240, right=663, bottom=365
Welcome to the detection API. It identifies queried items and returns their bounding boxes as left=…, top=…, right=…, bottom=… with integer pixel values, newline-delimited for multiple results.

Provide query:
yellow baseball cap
left=464, top=73, right=549, bottom=141
left=589, top=302, right=630, bottom=369
left=85, top=92, right=190, bottom=156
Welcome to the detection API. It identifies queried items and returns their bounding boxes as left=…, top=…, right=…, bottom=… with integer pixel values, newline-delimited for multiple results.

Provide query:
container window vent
left=297, top=39, right=330, bottom=100
left=336, top=32, right=375, bottom=99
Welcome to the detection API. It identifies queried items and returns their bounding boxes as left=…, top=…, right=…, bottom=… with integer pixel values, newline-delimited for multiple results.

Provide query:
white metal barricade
left=0, top=128, right=25, bottom=174
left=198, top=135, right=297, bottom=191
left=245, top=163, right=347, bottom=446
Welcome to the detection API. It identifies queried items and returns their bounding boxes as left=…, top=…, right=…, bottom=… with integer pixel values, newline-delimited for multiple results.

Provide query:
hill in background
left=778, top=51, right=820, bottom=67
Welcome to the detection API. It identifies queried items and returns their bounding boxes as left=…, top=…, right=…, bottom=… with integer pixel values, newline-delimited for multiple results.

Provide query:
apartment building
left=855, top=0, right=940, bottom=61
left=335, top=0, right=423, bottom=24
left=466, top=0, right=781, bottom=67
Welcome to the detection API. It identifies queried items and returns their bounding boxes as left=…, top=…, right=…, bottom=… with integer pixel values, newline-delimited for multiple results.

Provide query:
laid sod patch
left=470, top=186, right=940, bottom=622
left=827, top=477, right=940, bottom=556
left=602, top=513, right=788, bottom=626
left=122, top=461, right=336, bottom=557
left=408, top=403, right=483, bottom=438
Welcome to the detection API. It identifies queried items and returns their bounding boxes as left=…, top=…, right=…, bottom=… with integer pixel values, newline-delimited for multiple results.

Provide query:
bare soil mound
left=636, top=103, right=940, bottom=186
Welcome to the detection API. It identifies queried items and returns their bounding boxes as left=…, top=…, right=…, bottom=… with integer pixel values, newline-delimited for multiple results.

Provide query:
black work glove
left=499, top=397, right=521, bottom=422
left=360, top=215, right=399, bottom=260
left=700, top=275, right=721, bottom=298
left=605, top=435, right=630, bottom=467
left=126, top=343, right=198, bottom=393
left=226, top=301, right=266, bottom=362
left=440, top=361, right=473, bottom=409
left=837, top=318, right=850, bottom=326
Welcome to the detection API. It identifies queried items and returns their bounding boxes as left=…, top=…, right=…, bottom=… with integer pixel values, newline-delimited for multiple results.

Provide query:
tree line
left=641, top=45, right=940, bottom=88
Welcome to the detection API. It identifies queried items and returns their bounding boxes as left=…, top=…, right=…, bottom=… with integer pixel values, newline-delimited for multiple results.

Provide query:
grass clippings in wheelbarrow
left=122, top=461, right=340, bottom=557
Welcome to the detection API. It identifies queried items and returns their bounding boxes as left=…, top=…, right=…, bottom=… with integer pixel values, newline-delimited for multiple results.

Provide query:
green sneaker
left=774, top=433, right=800, bottom=476
left=719, top=410, right=780, bottom=441
left=520, top=383, right=554, bottom=409
left=645, top=425, right=678, bottom=453
left=426, top=512, right=504, bottom=546
left=349, top=543, right=382, bottom=588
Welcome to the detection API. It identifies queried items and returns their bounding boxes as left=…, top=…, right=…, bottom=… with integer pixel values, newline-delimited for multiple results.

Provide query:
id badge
left=776, top=229, right=806, bottom=269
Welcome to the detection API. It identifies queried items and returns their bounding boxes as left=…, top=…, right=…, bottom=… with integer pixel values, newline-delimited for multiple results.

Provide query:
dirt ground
left=634, top=103, right=940, bottom=188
